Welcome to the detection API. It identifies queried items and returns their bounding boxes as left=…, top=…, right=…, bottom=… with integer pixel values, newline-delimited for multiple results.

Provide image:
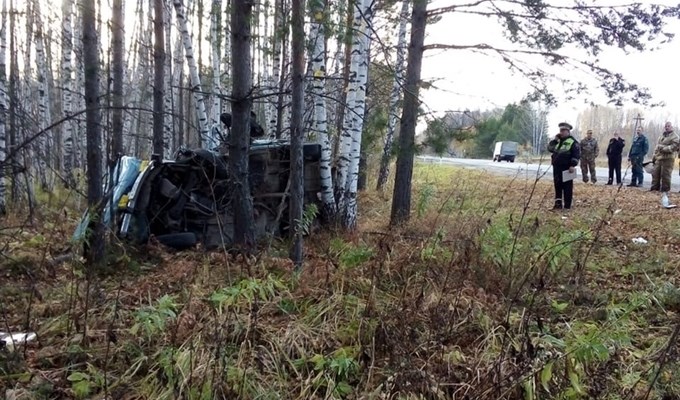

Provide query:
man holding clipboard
left=548, top=122, right=581, bottom=210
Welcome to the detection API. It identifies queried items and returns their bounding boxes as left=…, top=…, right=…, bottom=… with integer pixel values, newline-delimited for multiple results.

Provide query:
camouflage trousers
left=651, top=158, right=674, bottom=192
left=580, top=157, right=597, bottom=183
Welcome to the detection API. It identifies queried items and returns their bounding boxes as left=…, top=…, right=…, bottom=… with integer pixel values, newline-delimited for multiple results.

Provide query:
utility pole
left=633, top=113, right=644, bottom=143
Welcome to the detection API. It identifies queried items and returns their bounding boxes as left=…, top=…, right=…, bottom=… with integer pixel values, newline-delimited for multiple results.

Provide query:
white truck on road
left=493, top=141, right=519, bottom=162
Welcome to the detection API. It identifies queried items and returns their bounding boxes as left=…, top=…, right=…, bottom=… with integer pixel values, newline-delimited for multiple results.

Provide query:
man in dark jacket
left=627, top=126, right=649, bottom=187
left=548, top=122, right=581, bottom=210
left=606, top=132, right=625, bottom=185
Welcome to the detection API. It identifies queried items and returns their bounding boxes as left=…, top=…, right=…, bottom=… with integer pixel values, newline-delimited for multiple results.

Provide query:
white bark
left=330, top=0, right=347, bottom=75
left=122, top=1, right=140, bottom=154
left=171, top=0, right=187, bottom=147
left=164, top=1, right=173, bottom=154
left=338, top=0, right=373, bottom=229
left=262, top=0, right=272, bottom=131
left=61, top=0, right=75, bottom=184
left=269, top=0, right=283, bottom=133
left=0, top=0, right=6, bottom=214
left=210, top=0, right=222, bottom=142
left=173, top=0, right=211, bottom=149
left=73, top=7, right=85, bottom=168
left=35, top=8, right=51, bottom=190
left=221, top=0, right=230, bottom=111
left=308, top=0, right=336, bottom=217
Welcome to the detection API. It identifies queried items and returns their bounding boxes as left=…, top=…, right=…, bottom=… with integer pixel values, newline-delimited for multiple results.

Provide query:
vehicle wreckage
left=74, top=136, right=323, bottom=250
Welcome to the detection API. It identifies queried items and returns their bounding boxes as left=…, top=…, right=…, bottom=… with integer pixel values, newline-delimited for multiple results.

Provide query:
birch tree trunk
left=390, top=0, right=427, bottom=226
left=221, top=0, right=231, bottom=111
left=335, top=0, right=372, bottom=229
left=132, top=3, right=151, bottom=157
left=377, top=0, right=409, bottom=191
left=163, top=1, right=173, bottom=152
left=8, top=0, right=27, bottom=206
left=275, top=0, right=290, bottom=138
left=269, top=0, right=283, bottom=136
left=332, top=1, right=353, bottom=162
left=7, top=0, right=14, bottom=202
left=111, top=0, right=124, bottom=159
left=289, top=0, right=305, bottom=266
left=341, top=0, right=373, bottom=230
left=73, top=8, right=85, bottom=168
left=308, top=0, right=336, bottom=220
left=171, top=0, right=186, bottom=148
left=262, top=0, right=272, bottom=132
left=153, top=0, right=166, bottom=157
left=61, top=0, right=75, bottom=186
left=35, top=6, right=51, bottom=191
left=0, top=0, right=6, bottom=215
left=21, top=1, right=44, bottom=192
left=173, top=0, right=211, bottom=149
left=230, top=0, right=256, bottom=248
left=82, top=0, right=104, bottom=264
left=210, top=0, right=222, bottom=141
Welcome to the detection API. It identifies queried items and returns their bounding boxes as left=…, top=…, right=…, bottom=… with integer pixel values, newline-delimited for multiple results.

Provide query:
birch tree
left=8, top=0, right=23, bottom=204
left=230, top=0, right=256, bottom=247
left=163, top=1, right=173, bottom=151
left=173, top=0, right=211, bottom=148
left=34, top=6, right=51, bottom=191
left=171, top=0, right=186, bottom=148
left=210, top=0, right=222, bottom=141
left=268, top=0, right=284, bottom=134
left=61, top=0, right=75, bottom=186
left=307, top=0, right=336, bottom=220
left=110, top=0, right=124, bottom=160
left=376, top=0, right=409, bottom=191
left=82, top=0, right=104, bottom=264
left=273, top=0, right=290, bottom=138
left=335, top=0, right=373, bottom=229
left=72, top=7, right=85, bottom=167
left=0, top=0, right=6, bottom=215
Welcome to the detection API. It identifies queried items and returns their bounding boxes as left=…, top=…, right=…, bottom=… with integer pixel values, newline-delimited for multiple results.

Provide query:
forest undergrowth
left=3, top=164, right=680, bottom=399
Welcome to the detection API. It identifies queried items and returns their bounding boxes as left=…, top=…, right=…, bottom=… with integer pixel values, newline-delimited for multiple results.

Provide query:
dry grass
left=3, top=163, right=680, bottom=399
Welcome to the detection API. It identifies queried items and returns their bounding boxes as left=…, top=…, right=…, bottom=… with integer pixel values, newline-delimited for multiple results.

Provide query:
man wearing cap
left=650, top=121, right=680, bottom=192
left=548, top=122, right=581, bottom=210
left=627, top=126, right=649, bottom=187
left=580, top=129, right=599, bottom=183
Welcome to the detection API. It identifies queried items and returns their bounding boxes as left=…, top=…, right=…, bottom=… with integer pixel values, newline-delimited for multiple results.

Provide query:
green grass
left=2, top=163, right=680, bottom=399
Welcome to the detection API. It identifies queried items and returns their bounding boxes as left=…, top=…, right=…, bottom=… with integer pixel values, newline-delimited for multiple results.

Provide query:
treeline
left=421, top=102, right=678, bottom=159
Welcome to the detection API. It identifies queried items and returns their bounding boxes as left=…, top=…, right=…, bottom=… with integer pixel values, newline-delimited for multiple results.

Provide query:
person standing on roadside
left=580, top=129, right=599, bottom=183
left=606, top=132, right=625, bottom=185
left=627, top=126, right=649, bottom=187
left=548, top=122, right=581, bottom=210
left=650, top=122, right=680, bottom=192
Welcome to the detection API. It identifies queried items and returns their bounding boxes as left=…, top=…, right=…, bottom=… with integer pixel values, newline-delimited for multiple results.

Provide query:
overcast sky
left=418, top=0, right=680, bottom=134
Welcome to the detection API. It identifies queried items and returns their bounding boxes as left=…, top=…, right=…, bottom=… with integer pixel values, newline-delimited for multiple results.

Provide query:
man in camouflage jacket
left=651, top=122, right=680, bottom=192
left=580, top=129, right=599, bottom=183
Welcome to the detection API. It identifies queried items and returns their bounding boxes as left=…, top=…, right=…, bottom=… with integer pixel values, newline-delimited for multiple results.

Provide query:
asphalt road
left=417, top=155, right=680, bottom=190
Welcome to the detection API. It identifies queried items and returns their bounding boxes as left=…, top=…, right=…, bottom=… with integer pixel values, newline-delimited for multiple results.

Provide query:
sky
left=418, top=0, right=680, bottom=135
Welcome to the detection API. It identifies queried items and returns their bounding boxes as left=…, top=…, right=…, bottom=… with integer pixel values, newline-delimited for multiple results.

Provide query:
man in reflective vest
left=548, top=122, right=581, bottom=210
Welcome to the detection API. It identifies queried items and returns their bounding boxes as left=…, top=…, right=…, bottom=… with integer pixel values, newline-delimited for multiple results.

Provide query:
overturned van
left=74, top=139, right=323, bottom=250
